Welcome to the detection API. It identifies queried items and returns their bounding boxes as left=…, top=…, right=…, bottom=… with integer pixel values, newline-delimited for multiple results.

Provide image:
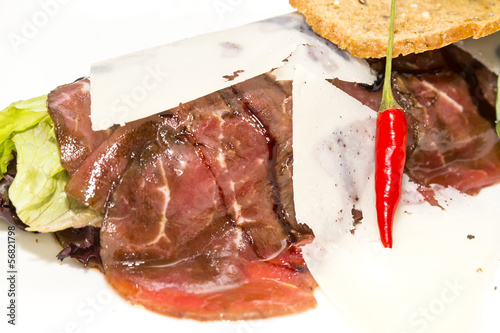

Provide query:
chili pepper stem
left=379, top=0, right=401, bottom=113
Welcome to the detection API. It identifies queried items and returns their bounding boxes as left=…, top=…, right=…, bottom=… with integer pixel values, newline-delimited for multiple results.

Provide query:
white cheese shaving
left=89, top=12, right=375, bottom=131
left=272, top=43, right=374, bottom=82
left=292, top=65, right=500, bottom=333
left=90, top=12, right=305, bottom=130
left=456, top=31, right=500, bottom=74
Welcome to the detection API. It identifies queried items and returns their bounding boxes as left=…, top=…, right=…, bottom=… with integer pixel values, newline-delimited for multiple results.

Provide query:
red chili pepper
left=375, top=0, right=407, bottom=248
left=375, top=108, right=407, bottom=248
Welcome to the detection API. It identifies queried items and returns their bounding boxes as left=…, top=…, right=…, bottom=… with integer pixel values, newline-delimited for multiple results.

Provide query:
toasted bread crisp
left=290, top=0, right=500, bottom=58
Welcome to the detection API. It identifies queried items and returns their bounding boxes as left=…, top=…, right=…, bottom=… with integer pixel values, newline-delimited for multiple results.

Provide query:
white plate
left=0, top=1, right=499, bottom=333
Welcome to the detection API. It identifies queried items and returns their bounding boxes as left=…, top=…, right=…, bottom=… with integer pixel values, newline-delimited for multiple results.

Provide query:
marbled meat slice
left=171, top=81, right=290, bottom=259
left=331, top=45, right=500, bottom=197
left=64, top=114, right=166, bottom=213
left=47, top=78, right=112, bottom=176
left=395, top=71, right=500, bottom=195
left=230, top=75, right=312, bottom=242
left=101, top=119, right=317, bottom=320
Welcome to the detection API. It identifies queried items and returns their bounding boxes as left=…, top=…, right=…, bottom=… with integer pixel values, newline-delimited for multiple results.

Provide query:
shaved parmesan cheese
left=90, top=12, right=375, bottom=131
left=292, top=66, right=500, bottom=333
left=456, top=32, right=500, bottom=74
left=271, top=43, right=375, bottom=82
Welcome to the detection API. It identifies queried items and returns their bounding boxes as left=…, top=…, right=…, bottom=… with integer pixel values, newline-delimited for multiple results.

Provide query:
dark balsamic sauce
left=360, top=70, right=385, bottom=92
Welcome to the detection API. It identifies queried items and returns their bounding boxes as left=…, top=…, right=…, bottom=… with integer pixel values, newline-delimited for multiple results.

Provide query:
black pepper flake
left=350, top=206, right=363, bottom=235
left=351, top=207, right=363, bottom=225
left=467, top=234, right=475, bottom=240
left=222, top=69, right=245, bottom=81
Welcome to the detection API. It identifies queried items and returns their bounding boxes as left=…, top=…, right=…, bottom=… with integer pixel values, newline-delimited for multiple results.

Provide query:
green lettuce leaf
left=9, top=121, right=101, bottom=232
left=496, top=72, right=500, bottom=138
left=0, top=95, right=50, bottom=177
left=1, top=96, right=101, bottom=232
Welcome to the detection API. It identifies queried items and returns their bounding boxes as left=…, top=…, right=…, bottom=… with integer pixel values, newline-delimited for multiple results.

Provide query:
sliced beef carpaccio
left=65, top=114, right=167, bottom=213
left=102, top=120, right=316, bottom=320
left=47, top=45, right=500, bottom=321
left=332, top=45, right=500, bottom=199
left=230, top=76, right=312, bottom=241
left=48, top=73, right=317, bottom=320
left=172, top=89, right=288, bottom=259
left=47, top=78, right=112, bottom=176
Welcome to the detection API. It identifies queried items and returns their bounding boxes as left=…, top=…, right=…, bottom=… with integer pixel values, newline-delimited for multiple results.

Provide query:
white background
left=0, top=0, right=295, bottom=107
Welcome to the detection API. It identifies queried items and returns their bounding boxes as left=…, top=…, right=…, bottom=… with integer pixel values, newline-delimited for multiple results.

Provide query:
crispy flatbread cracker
left=290, top=0, right=500, bottom=58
